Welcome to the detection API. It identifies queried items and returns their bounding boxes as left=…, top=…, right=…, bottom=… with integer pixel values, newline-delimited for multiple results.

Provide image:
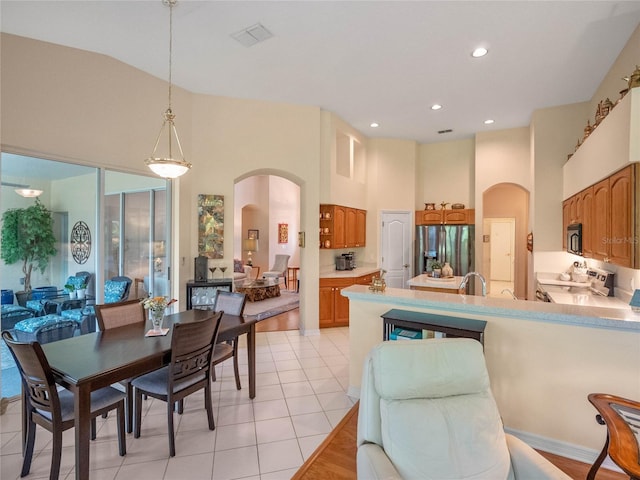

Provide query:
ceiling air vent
left=231, top=23, right=273, bottom=47
left=438, top=129, right=453, bottom=134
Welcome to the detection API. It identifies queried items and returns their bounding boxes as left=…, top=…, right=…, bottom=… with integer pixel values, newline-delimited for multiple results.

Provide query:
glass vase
left=149, top=309, right=165, bottom=332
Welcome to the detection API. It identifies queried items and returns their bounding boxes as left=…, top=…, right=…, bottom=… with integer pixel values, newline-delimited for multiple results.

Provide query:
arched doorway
left=234, top=175, right=301, bottom=274
left=483, top=183, right=529, bottom=299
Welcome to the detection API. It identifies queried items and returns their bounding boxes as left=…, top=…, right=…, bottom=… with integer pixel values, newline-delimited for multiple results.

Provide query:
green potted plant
left=431, top=261, right=442, bottom=278
left=1, top=198, right=57, bottom=306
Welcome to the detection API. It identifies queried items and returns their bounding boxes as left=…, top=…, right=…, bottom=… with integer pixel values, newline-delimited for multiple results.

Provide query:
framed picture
left=278, top=223, right=288, bottom=244
left=248, top=229, right=259, bottom=240
left=197, top=194, right=224, bottom=259
left=298, top=231, right=305, bottom=247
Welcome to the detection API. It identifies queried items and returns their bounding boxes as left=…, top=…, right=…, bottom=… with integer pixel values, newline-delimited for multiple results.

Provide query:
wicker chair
left=2, top=331, right=126, bottom=479
left=132, top=312, right=223, bottom=456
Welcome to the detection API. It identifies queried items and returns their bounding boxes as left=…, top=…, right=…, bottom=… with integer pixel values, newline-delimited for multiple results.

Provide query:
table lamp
left=243, top=238, right=259, bottom=266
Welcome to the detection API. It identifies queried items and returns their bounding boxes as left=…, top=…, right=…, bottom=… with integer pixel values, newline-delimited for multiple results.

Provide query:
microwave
left=567, top=223, right=582, bottom=255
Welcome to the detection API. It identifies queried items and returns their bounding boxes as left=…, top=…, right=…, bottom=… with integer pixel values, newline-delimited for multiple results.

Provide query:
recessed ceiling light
left=431, top=104, right=442, bottom=111
left=370, top=122, right=379, bottom=128
left=472, top=47, right=488, bottom=58
left=484, top=119, right=494, bottom=125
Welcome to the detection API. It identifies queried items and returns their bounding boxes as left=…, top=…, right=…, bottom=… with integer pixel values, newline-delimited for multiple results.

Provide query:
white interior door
left=489, top=218, right=515, bottom=281
left=381, top=211, right=412, bottom=288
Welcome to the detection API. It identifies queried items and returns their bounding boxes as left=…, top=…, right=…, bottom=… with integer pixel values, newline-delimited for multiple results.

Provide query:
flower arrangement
left=140, top=296, right=176, bottom=313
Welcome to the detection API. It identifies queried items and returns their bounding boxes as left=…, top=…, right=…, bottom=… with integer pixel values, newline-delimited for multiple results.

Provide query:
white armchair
left=262, top=254, right=290, bottom=287
left=357, top=338, right=571, bottom=480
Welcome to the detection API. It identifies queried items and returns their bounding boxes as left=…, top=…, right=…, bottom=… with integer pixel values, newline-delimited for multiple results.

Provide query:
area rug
left=243, top=290, right=299, bottom=321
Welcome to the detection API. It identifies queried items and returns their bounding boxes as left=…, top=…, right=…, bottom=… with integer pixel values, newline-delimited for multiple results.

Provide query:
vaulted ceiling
left=2, top=1, right=640, bottom=144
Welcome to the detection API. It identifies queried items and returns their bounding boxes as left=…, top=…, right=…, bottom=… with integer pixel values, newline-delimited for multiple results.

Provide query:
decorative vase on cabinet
left=442, top=262, right=454, bottom=278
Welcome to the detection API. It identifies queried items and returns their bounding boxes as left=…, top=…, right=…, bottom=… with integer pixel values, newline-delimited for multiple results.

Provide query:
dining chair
left=211, top=291, right=247, bottom=389
left=95, top=298, right=146, bottom=433
left=2, top=331, right=126, bottom=479
left=132, top=311, right=223, bottom=457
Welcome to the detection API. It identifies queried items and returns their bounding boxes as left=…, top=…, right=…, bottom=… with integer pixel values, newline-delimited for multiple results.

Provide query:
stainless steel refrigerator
left=415, top=224, right=475, bottom=277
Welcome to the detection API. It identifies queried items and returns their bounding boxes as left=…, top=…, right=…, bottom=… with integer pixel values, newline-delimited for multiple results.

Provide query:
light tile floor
left=0, top=327, right=355, bottom=480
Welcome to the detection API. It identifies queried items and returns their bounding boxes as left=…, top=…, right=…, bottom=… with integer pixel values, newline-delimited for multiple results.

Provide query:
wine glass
left=209, top=266, right=217, bottom=280
left=220, top=266, right=227, bottom=278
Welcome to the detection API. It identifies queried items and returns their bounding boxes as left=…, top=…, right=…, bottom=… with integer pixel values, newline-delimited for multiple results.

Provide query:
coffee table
left=236, top=278, right=280, bottom=302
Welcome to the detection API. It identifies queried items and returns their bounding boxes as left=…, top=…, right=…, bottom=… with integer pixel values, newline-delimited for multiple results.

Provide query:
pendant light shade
left=145, top=0, right=191, bottom=179
left=15, top=188, right=43, bottom=198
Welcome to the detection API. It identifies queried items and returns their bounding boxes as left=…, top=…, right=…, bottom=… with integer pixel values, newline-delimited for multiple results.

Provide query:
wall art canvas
left=278, top=223, right=288, bottom=244
left=198, top=194, right=224, bottom=258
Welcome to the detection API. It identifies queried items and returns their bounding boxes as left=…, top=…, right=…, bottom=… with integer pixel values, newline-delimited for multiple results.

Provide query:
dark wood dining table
left=39, top=309, right=257, bottom=480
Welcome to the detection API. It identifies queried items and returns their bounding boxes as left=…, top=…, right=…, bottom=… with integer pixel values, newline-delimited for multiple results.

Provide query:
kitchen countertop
left=341, top=284, right=640, bottom=332
left=319, top=266, right=381, bottom=279
left=536, top=271, right=631, bottom=310
left=407, top=274, right=463, bottom=289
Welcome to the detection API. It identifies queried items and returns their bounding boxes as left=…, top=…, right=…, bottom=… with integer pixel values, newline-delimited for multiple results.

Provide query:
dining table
left=39, top=308, right=257, bottom=480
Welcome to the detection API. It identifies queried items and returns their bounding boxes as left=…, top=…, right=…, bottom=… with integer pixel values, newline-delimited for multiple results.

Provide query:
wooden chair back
left=2, top=331, right=62, bottom=424
left=96, top=299, right=145, bottom=331
left=169, top=311, right=223, bottom=389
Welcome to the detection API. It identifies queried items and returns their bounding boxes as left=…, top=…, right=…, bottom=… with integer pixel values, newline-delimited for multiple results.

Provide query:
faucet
left=501, top=288, right=517, bottom=300
left=459, top=272, right=487, bottom=296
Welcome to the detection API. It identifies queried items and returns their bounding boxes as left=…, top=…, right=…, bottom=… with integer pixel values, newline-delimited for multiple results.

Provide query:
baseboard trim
left=505, top=427, right=622, bottom=474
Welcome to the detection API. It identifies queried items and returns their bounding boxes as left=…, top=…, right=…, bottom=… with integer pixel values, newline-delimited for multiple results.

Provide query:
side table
left=186, top=279, right=233, bottom=310
left=288, top=267, right=300, bottom=292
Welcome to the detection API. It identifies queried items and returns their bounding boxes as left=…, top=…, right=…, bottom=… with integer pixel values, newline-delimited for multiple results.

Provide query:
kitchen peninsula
left=342, top=285, right=640, bottom=463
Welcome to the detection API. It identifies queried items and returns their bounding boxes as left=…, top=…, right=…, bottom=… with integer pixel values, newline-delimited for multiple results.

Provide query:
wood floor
left=266, top=309, right=626, bottom=480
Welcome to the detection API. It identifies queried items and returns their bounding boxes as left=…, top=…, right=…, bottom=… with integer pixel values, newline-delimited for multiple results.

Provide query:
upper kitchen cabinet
left=320, top=204, right=366, bottom=249
left=562, top=88, right=640, bottom=268
left=415, top=209, right=475, bottom=225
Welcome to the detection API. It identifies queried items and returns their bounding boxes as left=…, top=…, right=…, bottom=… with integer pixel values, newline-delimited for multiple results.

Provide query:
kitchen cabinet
left=415, top=209, right=475, bottom=225
left=319, top=272, right=378, bottom=327
left=320, top=204, right=366, bottom=249
left=563, top=164, right=636, bottom=268
left=609, top=166, right=634, bottom=267
left=319, top=278, right=353, bottom=327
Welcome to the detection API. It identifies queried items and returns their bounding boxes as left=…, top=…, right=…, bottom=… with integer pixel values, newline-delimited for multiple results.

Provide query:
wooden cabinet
left=580, top=187, right=593, bottom=257
left=320, top=204, right=366, bottom=249
left=609, top=166, right=633, bottom=267
left=319, top=272, right=378, bottom=327
left=354, top=209, right=366, bottom=247
left=563, top=164, right=636, bottom=268
left=319, top=278, right=353, bottom=327
left=415, top=209, right=475, bottom=225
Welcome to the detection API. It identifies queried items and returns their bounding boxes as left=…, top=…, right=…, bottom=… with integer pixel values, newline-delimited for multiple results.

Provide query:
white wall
left=475, top=128, right=531, bottom=275
left=268, top=176, right=301, bottom=269
left=417, top=138, right=475, bottom=210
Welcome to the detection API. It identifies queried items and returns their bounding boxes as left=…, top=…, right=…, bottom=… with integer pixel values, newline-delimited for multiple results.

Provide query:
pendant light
left=1, top=181, right=43, bottom=198
left=145, top=0, right=192, bottom=179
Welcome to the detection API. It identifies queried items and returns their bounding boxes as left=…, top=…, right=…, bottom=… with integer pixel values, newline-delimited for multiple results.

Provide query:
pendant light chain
left=145, top=0, right=191, bottom=179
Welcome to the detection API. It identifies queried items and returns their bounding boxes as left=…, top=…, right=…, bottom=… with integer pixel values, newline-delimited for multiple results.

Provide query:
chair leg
left=134, top=388, right=143, bottom=438
left=205, top=383, right=215, bottom=431
left=167, top=398, right=176, bottom=457
left=20, top=417, right=36, bottom=477
left=126, top=381, right=134, bottom=433
left=91, top=417, right=97, bottom=440
left=177, top=399, right=184, bottom=414
left=51, top=421, right=63, bottom=480
left=116, top=400, right=126, bottom=456
left=232, top=340, right=241, bottom=390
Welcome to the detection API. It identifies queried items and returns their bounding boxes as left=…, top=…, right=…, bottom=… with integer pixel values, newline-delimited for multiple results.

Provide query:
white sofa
left=232, top=263, right=253, bottom=282
left=357, top=338, right=571, bottom=480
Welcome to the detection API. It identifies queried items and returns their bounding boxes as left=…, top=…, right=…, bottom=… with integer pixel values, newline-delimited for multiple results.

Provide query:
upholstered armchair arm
left=506, top=434, right=571, bottom=480
left=357, top=443, right=402, bottom=480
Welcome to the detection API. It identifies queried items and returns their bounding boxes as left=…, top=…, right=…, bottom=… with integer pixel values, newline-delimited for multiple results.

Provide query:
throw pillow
left=234, top=259, right=243, bottom=273
left=104, top=280, right=127, bottom=303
